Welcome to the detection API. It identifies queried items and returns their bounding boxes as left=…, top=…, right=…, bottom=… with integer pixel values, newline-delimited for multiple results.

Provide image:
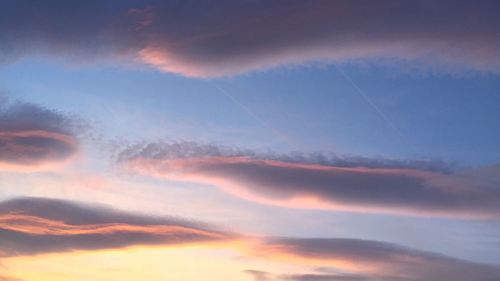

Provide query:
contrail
left=208, top=81, right=298, bottom=148
left=335, top=65, right=418, bottom=153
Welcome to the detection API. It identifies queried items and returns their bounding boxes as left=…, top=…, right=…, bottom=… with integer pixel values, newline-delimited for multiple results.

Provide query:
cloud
left=245, top=270, right=274, bottom=281
left=1, top=197, right=499, bottom=281
left=0, top=197, right=230, bottom=256
left=120, top=142, right=500, bottom=218
left=246, top=237, right=500, bottom=281
left=245, top=270, right=370, bottom=281
left=0, top=101, right=79, bottom=171
left=280, top=273, right=371, bottom=281
left=246, top=270, right=373, bottom=281
left=2, top=1, right=500, bottom=77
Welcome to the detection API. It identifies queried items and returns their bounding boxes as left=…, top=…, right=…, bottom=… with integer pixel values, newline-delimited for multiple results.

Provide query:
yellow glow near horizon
left=2, top=245, right=254, bottom=281
left=1, top=243, right=305, bottom=281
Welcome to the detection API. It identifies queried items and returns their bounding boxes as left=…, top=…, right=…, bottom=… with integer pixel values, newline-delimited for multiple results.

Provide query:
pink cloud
left=0, top=102, right=80, bottom=171
left=120, top=142, right=500, bottom=218
left=2, top=1, right=500, bottom=77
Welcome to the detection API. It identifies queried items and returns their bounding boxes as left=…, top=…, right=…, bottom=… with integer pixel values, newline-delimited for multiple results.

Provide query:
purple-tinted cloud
left=0, top=197, right=230, bottom=256
left=248, top=237, right=500, bottom=281
left=2, top=1, right=500, bottom=77
left=120, top=142, right=500, bottom=218
left=0, top=101, right=79, bottom=170
left=2, top=197, right=499, bottom=281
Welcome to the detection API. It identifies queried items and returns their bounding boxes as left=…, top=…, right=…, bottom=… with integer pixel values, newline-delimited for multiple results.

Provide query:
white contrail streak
left=335, top=65, right=418, bottom=153
left=208, top=81, right=298, bottom=148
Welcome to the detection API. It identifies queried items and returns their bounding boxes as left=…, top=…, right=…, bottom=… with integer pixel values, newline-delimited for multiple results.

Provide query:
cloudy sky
left=1, top=1, right=500, bottom=280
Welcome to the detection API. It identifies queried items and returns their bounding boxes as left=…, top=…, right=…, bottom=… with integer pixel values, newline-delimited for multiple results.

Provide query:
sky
left=1, top=1, right=500, bottom=281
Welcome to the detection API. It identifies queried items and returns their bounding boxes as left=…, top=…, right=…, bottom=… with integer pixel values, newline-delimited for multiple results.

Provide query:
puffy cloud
left=0, top=197, right=230, bottom=256
left=120, top=142, right=500, bottom=218
left=2, top=1, right=500, bottom=77
left=246, top=237, right=500, bottom=281
left=0, top=101, right=79, bottom=171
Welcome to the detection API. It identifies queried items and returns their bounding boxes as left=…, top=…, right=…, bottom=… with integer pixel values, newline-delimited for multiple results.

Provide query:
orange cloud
left=0, top=197, right=231, bottom=256
left=0, top=213, right=224, bottom=238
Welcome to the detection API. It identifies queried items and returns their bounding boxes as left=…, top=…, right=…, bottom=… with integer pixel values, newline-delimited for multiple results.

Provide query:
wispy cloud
left=120, top=142, right=500, bottom=218
left=0, top=101, right=80, bottom=171
left=0, top=197, right=230, bottom=256
left=2, top=1, right=500, bottom=76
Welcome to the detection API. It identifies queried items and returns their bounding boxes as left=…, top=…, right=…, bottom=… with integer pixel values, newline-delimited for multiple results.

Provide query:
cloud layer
left=121, top=142, right=500, bottom=218
left=0, top=102, right=79, bottom=171
left=0, top=197, right=229, bottom=256
left=247, top=237, right=500, bottom=281
left=2, top=197, right=500, bottom=281
left=2, top=1, right=500, bottom=76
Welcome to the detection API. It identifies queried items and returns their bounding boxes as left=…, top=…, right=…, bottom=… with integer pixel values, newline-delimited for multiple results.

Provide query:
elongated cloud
left=121, top=142, right=500, bottom=218
left=0, top=102, right=79, bottom=171
left=246, top=237, right=500, bottom=281
left=2, top=1, right=500, bottom=77
left=0, top=197, right=229, bottom=256
left=2, top=198, right=499, bottom=281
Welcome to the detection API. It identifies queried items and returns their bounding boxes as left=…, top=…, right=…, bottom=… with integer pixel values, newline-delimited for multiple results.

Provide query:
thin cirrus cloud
left=1, top=1, right=500, bottom=77
left=245, top=237, right=500, bottom=281
left=0, top=197, right=230, bottom=257
left=120, top=142, right=500, bottom=218
left=0, top=101, right=79, bottom=171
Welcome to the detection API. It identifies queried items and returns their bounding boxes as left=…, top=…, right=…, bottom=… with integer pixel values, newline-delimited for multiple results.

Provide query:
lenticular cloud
left=0, top=102, right=79, bottom=170
left=2, top=1, right=500, bottom=77
left=120, top=142, right=500, bottom=218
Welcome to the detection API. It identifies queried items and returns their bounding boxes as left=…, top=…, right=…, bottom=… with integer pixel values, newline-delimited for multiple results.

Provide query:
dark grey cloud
left=120, top=142, right=500, bottom=218
left=249, top=237, right=500, bottom=281
left=0, top=101, right=79, bottom=169
left=2, top=1, right=500, bottom=77
left=0, top=197, right=230, bottom=256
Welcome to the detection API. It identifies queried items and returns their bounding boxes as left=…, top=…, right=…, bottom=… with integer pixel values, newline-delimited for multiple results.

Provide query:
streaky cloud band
left=0, top=197, right=231, bottom=256
left=1, top=197, right=499, bottom=281
left=120, top=142, right=500, bottom=218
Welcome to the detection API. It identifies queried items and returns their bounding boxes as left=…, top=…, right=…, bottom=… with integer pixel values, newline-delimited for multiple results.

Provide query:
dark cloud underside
left=0, top=102, right=79, bottom=169
left=1, top=1, right=500, bottom=76
left=249, top=237, right=500, bottom=281
left=121, top=142, right=500, bottom=218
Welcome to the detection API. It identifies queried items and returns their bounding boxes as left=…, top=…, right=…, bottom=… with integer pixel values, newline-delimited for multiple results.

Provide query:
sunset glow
left=1, top=1, right=500, bottom=280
